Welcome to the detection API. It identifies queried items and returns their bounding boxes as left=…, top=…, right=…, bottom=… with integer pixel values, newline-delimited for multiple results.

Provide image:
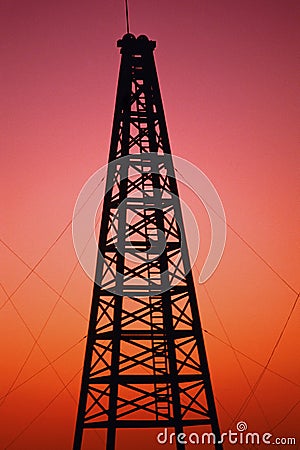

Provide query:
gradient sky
left=0, top=1, right=299, bottom=449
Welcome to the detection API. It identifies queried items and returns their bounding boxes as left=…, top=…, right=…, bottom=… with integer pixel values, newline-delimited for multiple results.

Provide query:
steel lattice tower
left=73, top=33, right=222, bottom=450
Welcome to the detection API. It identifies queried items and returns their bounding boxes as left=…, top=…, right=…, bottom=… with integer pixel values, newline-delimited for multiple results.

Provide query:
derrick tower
left=73, top=33, right=222, bottom=450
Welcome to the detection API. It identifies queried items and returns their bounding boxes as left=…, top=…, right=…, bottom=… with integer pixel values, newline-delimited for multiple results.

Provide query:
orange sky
left=0, top=1, right=299, bottom=449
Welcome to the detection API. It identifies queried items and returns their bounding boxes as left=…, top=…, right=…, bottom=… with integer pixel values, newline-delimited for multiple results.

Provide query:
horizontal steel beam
left=89, top=374, right=204, bottom=384
left=84, top=419, right=211, bottom=429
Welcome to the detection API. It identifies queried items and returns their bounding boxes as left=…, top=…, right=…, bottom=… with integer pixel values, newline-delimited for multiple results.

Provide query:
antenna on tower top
left=125, top=0, right=130, bottom=33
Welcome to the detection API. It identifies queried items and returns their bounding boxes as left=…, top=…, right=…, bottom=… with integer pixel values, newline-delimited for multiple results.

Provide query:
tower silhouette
left=73, top=33, right=222, bottom=450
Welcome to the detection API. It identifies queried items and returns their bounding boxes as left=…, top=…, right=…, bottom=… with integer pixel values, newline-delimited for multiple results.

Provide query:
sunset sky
left=0, top=1, right=299, bottom=449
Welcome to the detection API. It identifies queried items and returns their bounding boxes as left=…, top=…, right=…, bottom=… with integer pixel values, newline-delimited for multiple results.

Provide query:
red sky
left=0, top=1, right=299, bottom=449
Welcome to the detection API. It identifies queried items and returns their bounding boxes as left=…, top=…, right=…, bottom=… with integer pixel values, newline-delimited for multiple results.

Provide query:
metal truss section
left=73, top=34, right=222, bottom=450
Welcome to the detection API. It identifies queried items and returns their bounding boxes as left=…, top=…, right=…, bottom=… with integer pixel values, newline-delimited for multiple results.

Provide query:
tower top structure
left=117, top=33, right=156, bottom=52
